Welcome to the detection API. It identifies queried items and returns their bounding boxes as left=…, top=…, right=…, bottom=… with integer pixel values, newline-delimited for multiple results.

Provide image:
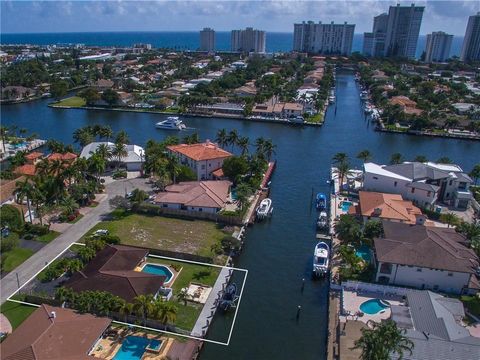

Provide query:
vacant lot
left=52, top=96, right=86, bottom=107
left=82, top=210, right=229, bottom=258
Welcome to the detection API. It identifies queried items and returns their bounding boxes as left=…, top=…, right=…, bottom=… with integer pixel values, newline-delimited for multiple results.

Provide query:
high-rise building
left=424, top=31, right=453, bottom=62
left=293, top=21, right=355, bottom=55
left=460, top=12, right=480, bottom=62
left=199, top=28, right=215, bottom=52
left=383, top=4, right=424, bottom=58
left=231, top=27, right=266, bottom=53
left=363, top=13, right=388, bottom=57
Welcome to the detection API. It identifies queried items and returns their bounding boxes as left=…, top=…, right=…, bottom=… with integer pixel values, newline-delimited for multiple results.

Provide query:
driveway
left=0, top=177, right=151, bottom=304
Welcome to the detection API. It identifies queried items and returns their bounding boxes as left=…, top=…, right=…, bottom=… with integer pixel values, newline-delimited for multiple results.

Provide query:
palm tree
left=334, top=161, right=353, bottom=193
left=98, top=125, right=113, bottom=142
left=439, top=212, right=459, bottom=228
left=356, top=150, right=372, bottom=163
left=133, top=294, right=154, bottom=326
left=437, top=157, right=452, bottom=164
left=73, top=128, right=94, bottom=147
left=166, top=155, right=180, bottom=184
left=176, top=288, right=189, bottom=306
left=470, top=164, right=480, bottom=185
left=14, top=178, right=34, bottom=223
left=353, top=320, right=414, bottom=360
left=88, top=153, right=106, bottom=183
left=215, top=129, right=228, bottom=148
left=0, top=126, right=8, bottom=154
left=111, top=142, right=128, bottom=170
left=332, top=152, right=348, bottom=165
left=60, top=196, right=79, bottom=217
left=227, top=129, right=239, bottom=151
left=119, top=301, right=134, bottom=323
left=263, top=139, right=276, bottom=161
left=390, top=153, right=404, bottom=165
left=237, top=136, right=250, bottom=156
left=95, top=143, right=112, bottom=161
left=255, top=137, right=266, bottom=158
left=414, top=155, right=428, bottom=163
left=152, top=300, right=177, bottom=329
left=115, top=130, right=129, bottom=145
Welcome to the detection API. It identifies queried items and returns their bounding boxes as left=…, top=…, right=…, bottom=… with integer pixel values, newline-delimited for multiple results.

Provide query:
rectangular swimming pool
left=113, top=336, right=162, bottom=360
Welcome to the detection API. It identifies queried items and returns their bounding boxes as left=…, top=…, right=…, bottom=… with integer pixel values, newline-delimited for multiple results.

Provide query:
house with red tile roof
left=167, top=141, right=232, bottom=180
left=46, top=152, right=78, bottom=162
left=154, top=180, right=232, bottom=213
left=13, top=164, right=37, bottom=177
left=25, top=151, right=43, bottom=165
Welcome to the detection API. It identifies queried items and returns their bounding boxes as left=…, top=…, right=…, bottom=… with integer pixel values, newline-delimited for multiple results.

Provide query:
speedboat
left=313, top=242, right=330, bottom=278
left=218, top=283, right=238, bottom=311
left=155, top=116, right=186, bottom=130
left=256, top=198, right=272, bottom=220
left=290, top=115, right=305, bottom=124
left=316, top=211, right=328, bottom=230
left=315, top=193, right=327, bottom=211
left=328, top=95, right=335, bottom=104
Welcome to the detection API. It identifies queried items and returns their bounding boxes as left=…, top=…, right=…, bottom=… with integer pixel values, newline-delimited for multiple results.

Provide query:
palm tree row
left=55, top=288, right=177, bottom=328
left=215, top=129, right=276, bottom=160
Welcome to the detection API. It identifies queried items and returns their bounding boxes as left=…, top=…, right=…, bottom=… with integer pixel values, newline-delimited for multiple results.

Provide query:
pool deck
left=341, top=290, right=403, bottom=324
left=190, top=266, right=232, bottom=338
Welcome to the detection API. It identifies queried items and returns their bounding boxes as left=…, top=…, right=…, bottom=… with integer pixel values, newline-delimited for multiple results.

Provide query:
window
left=427, top=191, right=431, bottom=197
left=448, top=272, right=453, bottom=277
left=373, top=176, right=378, bottom=180
left=416, top=268, right=422, bottom=272
left=449, top=180, right=453, bottom=186
left=199, top=208, right=203, bottom=212
left=380, top=263, right=392, bottom=274
left=209, top=163, right=211, bottom=167
left=394, top=181, right=398, bottom=187
left=201, top=165, right=205, bottom=169
left=411, top=188, right=415, bottom=193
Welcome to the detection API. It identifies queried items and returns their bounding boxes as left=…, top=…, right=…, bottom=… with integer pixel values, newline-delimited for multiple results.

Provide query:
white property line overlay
left=6, top=241, right=248, bottom=346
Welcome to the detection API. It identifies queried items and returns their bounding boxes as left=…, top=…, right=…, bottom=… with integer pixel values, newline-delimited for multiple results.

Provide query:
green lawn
left=36, top=230, right=60, bottom=244
left=52, top=96, right=86, bottom=107
left=147, top=256, right=221, bottom=331
left=81, top=211, right=228, bottom=258
left=1, top=248, right=34, bottom=273
left=461, top=295, right=480, bottom=317
left=306, top=113, right=324, bottom=124
left=0, top=301, right=37, bottom=329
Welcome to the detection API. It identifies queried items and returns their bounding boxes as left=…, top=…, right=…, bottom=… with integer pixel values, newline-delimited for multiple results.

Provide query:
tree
left=115, top=130, right=129, bottom=145
left=356, top=150, right=372, bottom=163
left=177, top=288, right=188, bottom=306
left=334, top=215, right=362, bottom=245
left=470, top=164, right=480, bottom=185
left=332, top=152, right=348, bottom=165
left=101, top=89, right=119, bottom=107
left=130, top=189, right=148, bottom=203
left=60, top=196, right=79, bottom=216
left=215, top=129, right=228, bottom=148
left=227, top=129, right=239, bottom=150
left=133, top=294, right=154, bottom=326
left=262, top=139, right=276, bottom=161
left=0, top=126, right=8, bottom=154
left=414, top=155, right=428, bottom=163
left=390, top=153, right=404, bottom=165
left=363, top=220, right=384, bottom=240
left=119, top=302, right=134, bottom=323
left=437, top=157, right=452, bottom=164
left=237, top=136, right=250, bottom=156
left=98, top=126, right=113, bottom=142
left=50, top=80, right=69, bottom=100
left=353, top=320, right=414, bottom=360
left=235, top=182, right=252, bottom=210
left=78, top=87, right=100, bottom=106
left=334, top=160, right=353, bottom=192
left=177, top=165, right=197, bottom=182
left=439, top=212, right=459, bottom=228
left=166, top=155, right=180, bottom=184
left=111, top=142, right=128, bottom=170
left=73, top=128, right=94, bottom=147
left=0, top=204, right=23, bottom=231
left=14, top=178, right=34, bottom=223
left=222, top=156, right=249, bottom=183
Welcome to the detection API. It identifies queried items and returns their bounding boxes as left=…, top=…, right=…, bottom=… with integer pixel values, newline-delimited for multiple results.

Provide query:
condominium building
left=425, top=31, right=453, bottom=62
left=363, top=13, right=388, bottom=57
left=382, top=4, right=424, bottom=58
left=199, top=27, right=215, bottom=52
left=293, top=21, right=355, bottom=55
left=231, top=27, right=266, bottom=53
left=460, top=12, right=480, bottom=62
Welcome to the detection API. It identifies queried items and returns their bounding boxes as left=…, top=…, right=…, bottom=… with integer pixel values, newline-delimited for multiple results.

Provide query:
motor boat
left=218, top=283, right=238, bottom=311
left=328, top=95, right=335, bottom=104
left=155, top=116, right=186, bottom=130
left=256, top=198, right=272, bottom=220
left=290, top=115, right=305, bottom=124
left=315, top=193, right=327, bottom=211
left=316, top=211, right=328, bottom=230
left=313, top=242, right=330, bottom=278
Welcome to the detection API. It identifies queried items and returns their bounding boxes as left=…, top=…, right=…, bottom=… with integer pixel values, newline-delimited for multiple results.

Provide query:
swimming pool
left=141, top=264, right=173, bottom=283
left=359, top=299, right=390, bottom=315
left=355, top=245, right=371, bottom=262
left=12, top=142, right=27, bottom=149
left=341, top=201, right=353, bottom=212
left=113, top=336, right=162, bottom=360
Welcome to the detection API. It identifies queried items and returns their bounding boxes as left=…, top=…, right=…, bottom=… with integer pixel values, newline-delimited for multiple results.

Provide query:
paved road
left=0, top=178, right=151, bottom=304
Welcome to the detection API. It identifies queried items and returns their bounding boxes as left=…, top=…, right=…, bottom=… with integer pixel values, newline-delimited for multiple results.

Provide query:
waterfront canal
left=2, top=71, right=480, bottom=359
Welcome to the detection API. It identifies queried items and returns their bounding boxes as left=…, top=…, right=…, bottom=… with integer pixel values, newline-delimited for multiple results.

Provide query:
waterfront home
left=46, top=152, right=78, bottom=163
left=233, top=81, right=257, bottom=97
left=80, top=141, right=145, bottom=171
left=94, top=78, right=114, bottom=91
left=390, top=291, right=480, bottom=359
left=349, top=191, right=426, bottom=225
left=25, top=151, right=43, bottom=165
left=388, top=95, right=423, bottom=116
left=452, top=102, right=480, bottom=116
left=0, top=304, right=111, bottom=360
left=65, top=244, right=166, bottom=302
left=373, top=221, right=479, bottom=295
left=271, top=102, right=304, bottom=118
left=14, top=164, right=37, bottom=177
left=167, top=141, right=232, bottom=180
left=153, top=180, right=232, bottom=213
left=363, top=161, right=473, bottom=210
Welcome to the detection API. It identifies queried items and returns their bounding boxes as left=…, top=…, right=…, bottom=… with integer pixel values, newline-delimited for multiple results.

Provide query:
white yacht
left=256, top=198, right=272, bottom=220
left=313, top=242, right=330, bottom=277
left=316, top=211, right=328, bottom=230
left=155, top=116, right=186, bottom=130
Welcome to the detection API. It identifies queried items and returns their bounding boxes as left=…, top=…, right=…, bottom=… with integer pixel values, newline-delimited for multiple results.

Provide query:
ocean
left=0, top=32, right=464, bottom=58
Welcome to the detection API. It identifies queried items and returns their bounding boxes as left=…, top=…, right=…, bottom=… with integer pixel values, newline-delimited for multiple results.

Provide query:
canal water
left=2, top=71, right=479, bottom=359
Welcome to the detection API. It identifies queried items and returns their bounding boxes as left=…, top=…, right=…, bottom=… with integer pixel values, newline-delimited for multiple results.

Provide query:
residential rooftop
left=167, top=141, right=232, bottom=161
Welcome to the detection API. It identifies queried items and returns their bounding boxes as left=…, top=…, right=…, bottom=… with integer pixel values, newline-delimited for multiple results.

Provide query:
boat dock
left=0, top=139, right=47, bottom=163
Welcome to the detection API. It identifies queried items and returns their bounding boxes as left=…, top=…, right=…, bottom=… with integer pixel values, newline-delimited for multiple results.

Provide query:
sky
left=1, top=0, right=479, bottom=35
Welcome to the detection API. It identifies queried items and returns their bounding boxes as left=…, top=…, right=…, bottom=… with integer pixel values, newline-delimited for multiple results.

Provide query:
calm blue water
left=359, top=299, right=390, bottom=315
left=0, top=32, right=464, bottom=58
left=141, top=264, right=173, bottom=282
left=113, top=336, right=161, bottom=360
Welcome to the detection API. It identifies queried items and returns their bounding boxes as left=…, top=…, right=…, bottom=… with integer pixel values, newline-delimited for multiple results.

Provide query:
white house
left=167, top=141, right=232, bottom=180
left=363, top=162, right=473, bottom=210
left=80, top=141, right=145, bottom=171
left=153, top=180, right=232, bottom=213
left=374, top=221, right=479, bottom=295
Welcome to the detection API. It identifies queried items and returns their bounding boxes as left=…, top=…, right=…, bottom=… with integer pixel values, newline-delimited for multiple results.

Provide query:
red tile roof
left=167, top=142, right=232, bottom=161
left=25, top=152, right=43, bottom=160
left=14, top=164, right=36, bottom=176
left=0, top=304, right=111, bottom=360
left=47, top=152, right=78, bottom=161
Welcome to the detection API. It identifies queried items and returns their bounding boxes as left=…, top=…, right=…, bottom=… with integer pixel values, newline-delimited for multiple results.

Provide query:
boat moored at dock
left=218, top=283, right=238, bottom=311
left=256, top=198, right=273, bottom=220
left=316, top=211, right=329, bottom=230
left=313, top=242, right=330, bottom=278
left=155, top=116, right=186, bottom=130
left=315, top=193, right=327, bottom=211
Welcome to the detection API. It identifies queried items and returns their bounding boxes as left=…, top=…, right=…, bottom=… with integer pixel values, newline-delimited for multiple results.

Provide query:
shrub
left=210, top=242, right=223, bottom=255
left=98, top=234, right=121, bottom=245
left=177, top=165, right=197, bottom=182
left=113, top=170, right=127, bottom=179
left=0, top=205, right=24, bottom=232
left=221, top=236, right=241, bottom=251
left=24, top=223, right=49, bottom=236
left=85, top=237, right=106, bottom=252
left=23, top=233, right=34, bottom=240
left=0, top=232, right=19, bottom=252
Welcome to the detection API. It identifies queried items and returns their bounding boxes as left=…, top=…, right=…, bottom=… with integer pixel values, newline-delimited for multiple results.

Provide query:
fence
left=341, top=280, right=420, bottom=297
left=133, top=203, right=244, bottom=225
